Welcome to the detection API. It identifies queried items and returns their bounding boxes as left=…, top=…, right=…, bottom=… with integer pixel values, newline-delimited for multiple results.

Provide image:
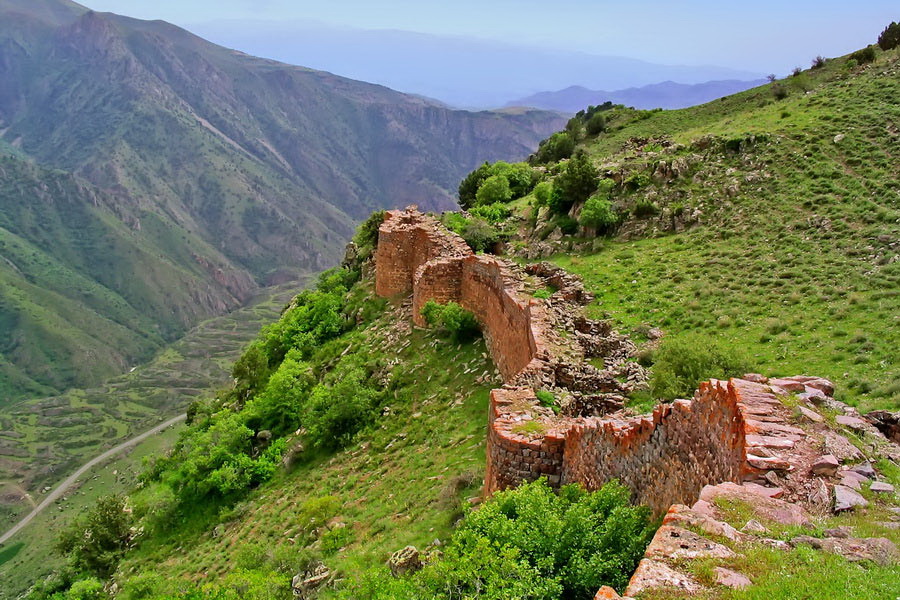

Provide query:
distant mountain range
left=188, top=20, right=765, bottom=109
left=507, top=79, right=769, bottom=112
left=0, top=0, right=566, bottom=401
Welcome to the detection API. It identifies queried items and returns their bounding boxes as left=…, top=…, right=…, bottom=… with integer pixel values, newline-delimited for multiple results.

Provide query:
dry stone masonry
left=371, top=207, right=899, bottom=597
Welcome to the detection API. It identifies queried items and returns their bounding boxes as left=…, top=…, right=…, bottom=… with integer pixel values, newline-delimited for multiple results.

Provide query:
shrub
left=64, top=579, right=105, bottom=600
left=849, top=46, right=876, bottom=65
left=352, top=210, right=385, bottom=261
left=305, top=367, right=380, bottom=450
left=421, top=301, right=481, bottom=342
left=458, top=162, right=492, bottom=209
left=624, top=172, right=650, bottom=191
left=338, top=479, right=654, bottom=599
left=632, top=199, right=659, bottom=218
left=811, top=55, right=826, bottom=69
left=57, top=495, right=136, bottom=578
left=549, top=152, right=598, bottom=214
left=554, top=215, right=579, bottom=235
left=535, top=389, right=556, bottom=408
left=469, top=202, right=511, bottom=224
left=586, top=112, right=607, bottom=135
left=771, top=83, right=789, bottom=100
left=475, top=174, right=512, bottom=206
left=533, top=132, right=575, bottom=164
left=791, top=66, right=802, bottom=77
left=649, top=334, right=752, bottom=400
left=491, top=162, right=538, bottom=198
left=580, top=195, right=619, bottom=232
left=532, top=181, right=553, bottom=207
left=460, top=218, right=500, bottom=253
left=877, top=22, right=900, bottom=51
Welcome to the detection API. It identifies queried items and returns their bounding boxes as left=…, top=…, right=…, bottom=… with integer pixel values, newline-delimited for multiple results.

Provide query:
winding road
left=0, top=413, right=186, bottom=546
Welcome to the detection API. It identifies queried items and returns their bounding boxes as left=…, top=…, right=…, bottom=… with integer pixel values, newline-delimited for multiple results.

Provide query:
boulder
left=864, top=410, right=900, bottom=443
left=594, top=586, right=622, bottom=599
left=850, top=462, right=876, bottom=479
left=833, top=485, right=869, bottom=512
left=662, top=504, right=744, bottom=542
left=822, top=431, right=864, bottom=462
left=835, top=415, right=869, bottom=432
left=768, top=378, right=806, bottom=393
left=714, top=567, right=751, bottom=589
left=697, top=482, right=808, bottom=526
left=810, top=455, right=840, bottom=477
left=389, top=545, right=423, bottom=577
left=839, top=470, right=868, bottom=491
left=742, top=519, right=769, bottom=534
left=797, top=406, right=824, bottom=423
left=791, top=535, right=897, bottom=566
left=292, top=564, right=332, bottom=599
left=625, top=559, right=699, bottom=597
left=645, top=526, right=735, bottom=560
left=870, top=482, right=895, bottom=494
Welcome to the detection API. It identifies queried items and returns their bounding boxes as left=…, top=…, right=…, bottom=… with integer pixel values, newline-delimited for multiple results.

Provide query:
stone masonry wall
left=374, top=208, right=747, bottom=514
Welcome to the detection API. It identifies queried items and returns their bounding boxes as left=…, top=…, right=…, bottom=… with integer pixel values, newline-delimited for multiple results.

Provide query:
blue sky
left=80, top=0, right=897, bottom=71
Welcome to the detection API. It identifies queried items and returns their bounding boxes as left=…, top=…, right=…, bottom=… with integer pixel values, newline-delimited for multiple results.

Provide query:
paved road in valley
left=0, top=413, right=186, bottom=546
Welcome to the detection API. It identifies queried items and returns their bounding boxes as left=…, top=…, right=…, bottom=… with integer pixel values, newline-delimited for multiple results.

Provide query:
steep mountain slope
left=0, top=0, right=565, bottom=399
left=506, top=79, right=768, bottom=112
left=505, top=48, right=899, bottom=412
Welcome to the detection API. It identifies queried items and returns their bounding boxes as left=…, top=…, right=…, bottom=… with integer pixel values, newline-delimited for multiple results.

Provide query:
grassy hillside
left=500, top=46, right=898, bottom=412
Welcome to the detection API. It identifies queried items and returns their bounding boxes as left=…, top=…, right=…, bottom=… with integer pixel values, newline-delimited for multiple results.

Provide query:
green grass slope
left=515, top=48, right=898, bottom=411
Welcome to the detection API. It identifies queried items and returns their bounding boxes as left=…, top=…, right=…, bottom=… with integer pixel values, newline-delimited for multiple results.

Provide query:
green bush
left=649, top=334, right=752, bottom=400
left=878, top=22, right=900, bottom=51
left=533, top=132, right=575, bottom=164
left=554, top=215, right=579, bottom=235
left=304, top=366, right=381, bottom=450
left=632, top=199, right=659, bottom=218
left=352, top=210, right=385, bottom=262
left=476, top=175, right=513, bottom=206
left=586, top=112, right=607, bottom=135
left=849, top=46, right=876, bottom=65
left=460, top=218, right=500, bottom=253
left=338, top=479, right=654, bottom=599
left=469, top=202, right=511, bottom=224
left=580, top=195, right=619, bottom=232
left=56, top=495, right=135, bottom=578
left=458, top=162, right=492, bottom=209
left=549, top=152, right=598, bottom=214
left=421, top=301, right=481, bottom=342
left=533, top=181, right=553, bottom=207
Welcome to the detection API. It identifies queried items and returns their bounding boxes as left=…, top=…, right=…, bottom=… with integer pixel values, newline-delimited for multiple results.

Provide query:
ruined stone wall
left=484, top=380, right=748, bottom=514
left=374, top=208, right=747, bottom=515
left=561, top=380, right=746, bottom=514
left=374, top=209, right=471, bottom=298
left=378, top=209, right=549, bottom=382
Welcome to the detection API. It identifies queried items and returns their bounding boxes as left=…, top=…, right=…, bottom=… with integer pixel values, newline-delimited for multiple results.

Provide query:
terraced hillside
left=0, top=281, right=303, bottom=533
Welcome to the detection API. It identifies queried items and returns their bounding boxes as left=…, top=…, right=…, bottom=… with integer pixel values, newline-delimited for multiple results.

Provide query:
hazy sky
left=79, top=0, right=896, bottom=71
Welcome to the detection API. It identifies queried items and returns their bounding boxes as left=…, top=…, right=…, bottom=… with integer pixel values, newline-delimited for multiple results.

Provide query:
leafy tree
left=586, top=112, right=607, bottom=135
left=304, top=367, right=380, bottom=450
left=650, top=334, right=752, bottom=400
left=244, top=350, right=315, bottom=435
left=580, top=195, right=619, bottom=232
left=877, top=22, right=900, bottom=51
left=57, top=495, right=135, bottom=578
left=548, top=152, right=598, bottom=214
left=351, top=210, right=386, bottom=262
left=458, top=162, right=492, bottom=209
left=532, top=181, right=553, bottom=207
left=460, top=218, right=500, bottom=253
left=476, top=175, right=513, bottom=206
left=490, top=162, right=538, bottom=199
left=533, top=132, right=575, bottom=164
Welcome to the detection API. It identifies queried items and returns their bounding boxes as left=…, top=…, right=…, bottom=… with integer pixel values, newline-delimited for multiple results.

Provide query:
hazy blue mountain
left=188, top=20, right=765, bottom=109
left=507, top=79, right=769, bottom=112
